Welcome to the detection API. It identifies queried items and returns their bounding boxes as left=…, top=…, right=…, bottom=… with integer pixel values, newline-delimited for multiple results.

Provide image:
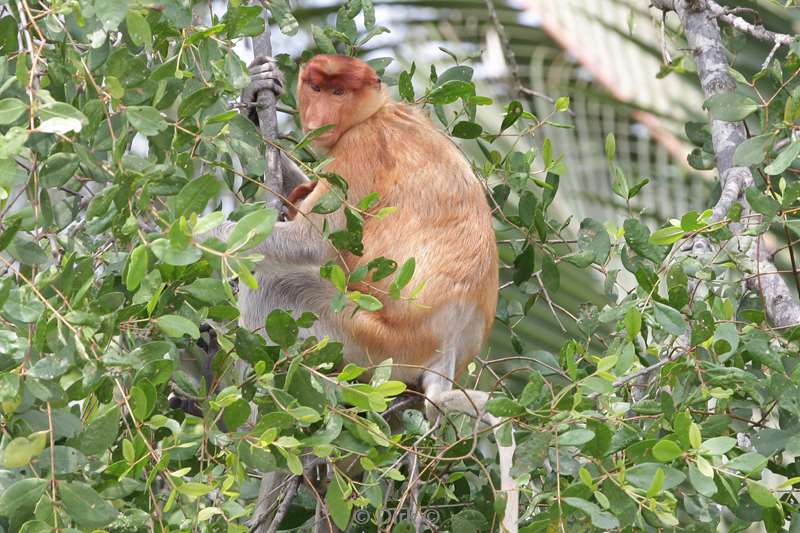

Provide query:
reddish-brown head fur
left=298, top=55, right=387, bottom=149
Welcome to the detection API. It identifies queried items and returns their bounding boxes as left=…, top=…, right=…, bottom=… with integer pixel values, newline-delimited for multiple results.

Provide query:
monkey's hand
left=242, top=55, right=285, bottom=126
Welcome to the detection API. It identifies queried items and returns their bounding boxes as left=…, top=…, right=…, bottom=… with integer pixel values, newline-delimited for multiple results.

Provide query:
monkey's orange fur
left=295, top=55, right=499, bottom=384
left=227, top=54, right=515, bottom=532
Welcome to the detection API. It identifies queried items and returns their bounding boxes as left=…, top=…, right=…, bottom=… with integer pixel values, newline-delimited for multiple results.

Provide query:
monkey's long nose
left=304, top=121, right=333, bottom=133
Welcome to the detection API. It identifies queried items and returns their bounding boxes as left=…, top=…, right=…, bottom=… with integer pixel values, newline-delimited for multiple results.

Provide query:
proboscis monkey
left=230, top=54, right=517, bottom=532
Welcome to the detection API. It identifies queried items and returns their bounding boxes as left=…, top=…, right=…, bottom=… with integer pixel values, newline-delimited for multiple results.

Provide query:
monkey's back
left=322, top=101, right=499, bottom=379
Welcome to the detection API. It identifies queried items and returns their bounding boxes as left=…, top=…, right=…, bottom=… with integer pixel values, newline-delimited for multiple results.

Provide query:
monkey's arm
left=280, top=152, right=310, bottom=193
left=249, top=217, right=331, bottom=265
left=200, top=218, right=328, bottom=265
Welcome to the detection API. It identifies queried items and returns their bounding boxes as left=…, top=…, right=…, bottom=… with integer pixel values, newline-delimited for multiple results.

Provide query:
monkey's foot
left=242, top=55, right=284, bottom=124
left=242, top=56, right=284, bottom=105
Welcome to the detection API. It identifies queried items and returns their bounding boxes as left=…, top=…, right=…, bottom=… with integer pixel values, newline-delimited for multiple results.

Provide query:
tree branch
left=707, top=0, right=794, bottom=47
left=253, top=2, right=283, bottom=211
left=652, top=0, right=795, bottom=48
left=651, top=0, right=800, bottom=329
left=249, top=474, right=302, bottom=533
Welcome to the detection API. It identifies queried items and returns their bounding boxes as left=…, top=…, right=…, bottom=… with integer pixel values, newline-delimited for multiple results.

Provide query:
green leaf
left=577, top=218, right=611, bottom=265
left=699, top=436, right=736, bottom=456
left=734, top=133, right=773, bottom=166
left=513, top=245, right=534, bottom=285
left=194, top=211, right=225, bottom=235
left=335, top=5, right=357, bottom=41
left=321, top=263, right=347, bottom=292
left=747, top=480, right=778, bottom=508
left=127, top=106, right=168, bottom=136
left=0, top=98, right=25, bottom=124
left=435, top=65, right=474, bottom=86
left=704, top=92, right=759, bottom=121
left=38, top=102, right=87, bottom=134
left=653, top=302, right=687, bottom=336
left=177, top=482, right=214, bottom=497
left=178, top=87, right=217, bottom=119
left=269, top=0, right=299, bottom=35
left=60, top=481, right=119, bottom=528
left=184, top=278, right=227, bottom=304
left=2, top=436, right=37, bottom=468
left=398, top=69, right=415, bottom=102
left=126, top=10, right=151, bottom=47
left=501, top=101, right=523, bottom=131
left=689, top=422, right=702, bottom=449
left=783, top=181, right=800, bottom=208
left=156, top=314, right=200, bottom=339
left=0, top=127, right=28, bottom=158
left=628, top=177, right=650, bottom=199
left=623, top=219, right=664, bottom=263
left=362, top=0, right=376, bottom=28
left=393, top=258, right=415, bottom=290
left=311, top=24, right=336, bottom=54
left=765, top=140, right=800, bottom=175
left=626, top=463, right=685, bottom=491
left=541, top=254, right=559, bottom=292
left=326, top=474, right=352, bottom=530
left=611, top=165, right=629, bottom=199
left=558, top=429, right=595, bottom=446
left=486, top=396, right=525, bottom=417
left=688, top=464, right=717, bottom=497
left=451, top=121, right=482, bottom=139
left=745, top=187, right=780, bottom=218
left=227, top=207, right=278, bottom=251
left=426, top=80, right=474, bottom=105
left=623, top=307, right=641, bottom=340
left=266, top=309, right=298, bottom=347
left=311, top=191, right=342, bottom=214
left=338, top=364, right=366, bottom=382
left=652, top=438, right=683, bottom=462
left=40, top=153, right=80, bottom=188
left=0, top=478, right=46, bottom=517
left=126, top=245, right=148, bottom=291
left=650, top=225, right=685, bottom=245
left=0, top=218, right=21, bottom=252
left=350, top=292, right=383, bottom=311
left=175, top=174, right=221, bottom=216
left=725, top=452, right=767, bottom=474
left=0, top=16, right=19, bottom=54
left=605, top=132, right=616, bottom=161
left=647, top=467, right=665, bottom=497
left=563, top=497, right=620, bottom=530
left=555, top=96, right=570, bottom=111
left=67, top=404, right=119, bottom=456
left=150, top=238, right=201, bottom=266
left=95, top=0, right=128, bottom=30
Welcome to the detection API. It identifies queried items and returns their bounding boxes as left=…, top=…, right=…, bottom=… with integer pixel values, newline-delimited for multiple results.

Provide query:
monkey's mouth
left=310, top=130, right=338, bottom=148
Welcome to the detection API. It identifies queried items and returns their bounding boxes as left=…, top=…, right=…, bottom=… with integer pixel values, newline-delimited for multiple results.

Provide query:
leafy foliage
left=1, top=0, right=800, bottom=532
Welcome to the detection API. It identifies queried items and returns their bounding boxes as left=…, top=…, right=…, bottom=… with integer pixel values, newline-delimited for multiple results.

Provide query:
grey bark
left=252, top=6, right=284, bottom=211
left=651, top=0, right=800, bottom=329
left=247, top=7, right=288, bottom=532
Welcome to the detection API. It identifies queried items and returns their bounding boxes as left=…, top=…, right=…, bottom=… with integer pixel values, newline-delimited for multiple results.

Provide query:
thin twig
left=761, top=41, right=782, bottom=71
left=484, top=0, right=564, bottom=109
left=613, top=348, right=686, bottom=388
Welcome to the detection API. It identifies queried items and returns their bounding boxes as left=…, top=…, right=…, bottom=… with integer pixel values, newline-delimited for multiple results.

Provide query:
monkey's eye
left=332, top=88, right=345, bottom=96
left=310, top=84, right=321, bottom=92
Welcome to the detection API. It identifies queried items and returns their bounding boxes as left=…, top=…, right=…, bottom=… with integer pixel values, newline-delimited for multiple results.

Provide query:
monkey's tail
left=430, top=390, right=518, bottom=533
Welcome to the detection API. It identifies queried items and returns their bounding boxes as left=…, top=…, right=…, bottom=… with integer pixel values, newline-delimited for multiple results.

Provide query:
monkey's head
left=298, top=55, right=387, bottom=150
